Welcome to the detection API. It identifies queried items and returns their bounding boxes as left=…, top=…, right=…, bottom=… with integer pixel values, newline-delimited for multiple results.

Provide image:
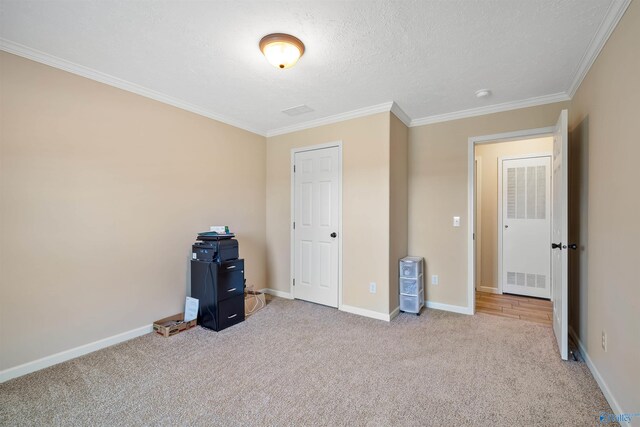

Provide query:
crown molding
left=567, top=0, right=632, bottom=98
left=266, top=102, right=394, bottom=137
left=409, top=92, right=571, bottom=128
left=390, top=102, right=411, bottom=127
left=2, top=38, right=395, bottom=138
left=4, top=0, right=630, bottom=139
left=0, top=38, right=267, bottom=137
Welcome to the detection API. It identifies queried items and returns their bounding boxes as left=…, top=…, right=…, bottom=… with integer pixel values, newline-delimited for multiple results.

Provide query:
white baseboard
left=477, top=286, right=500, bottom=294
left=262, top=288, right=396, bottom=322
left=340, top=304, right=393, bottom=321
left=0, top=324, right=153, bottom=383
left=425, top=300, right=474, bottom=315
left=569, top=327, right=631, bottom=425
left=259, top=288, right=293, bottom=300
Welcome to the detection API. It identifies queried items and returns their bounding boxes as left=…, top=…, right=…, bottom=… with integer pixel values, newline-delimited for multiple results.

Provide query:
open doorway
left=468, top=111, right=570, bottom=359
left=473, top=135, right=554, bottom=325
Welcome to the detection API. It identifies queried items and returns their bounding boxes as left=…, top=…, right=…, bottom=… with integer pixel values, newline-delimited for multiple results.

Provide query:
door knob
left=551, top=243, right=562, bottom=249
left=567, top=244, right=577, bottom=250
left=330, top=232, right=337, bottom=238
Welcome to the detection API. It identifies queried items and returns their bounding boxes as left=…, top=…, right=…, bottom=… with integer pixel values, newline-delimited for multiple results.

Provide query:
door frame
left=290, top=141, right=343, bottom=308
left=497, top=153, right=552, bottom=296
left=474, top=157, right=483, bottom=292
left=467, top=127, right=554, bottom=314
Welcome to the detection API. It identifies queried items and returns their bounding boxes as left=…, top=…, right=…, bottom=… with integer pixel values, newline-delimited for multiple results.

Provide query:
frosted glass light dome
left=259, top=33, right=305, bottom=69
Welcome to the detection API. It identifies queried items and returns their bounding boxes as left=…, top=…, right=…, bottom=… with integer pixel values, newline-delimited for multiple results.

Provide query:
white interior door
left=502, top=156, right=552, bottom=299
left=552, top=110, right=569, bottom=360
left=475, top=158, right=482, bottom=290
left=293, top=146, right=341, bottom=307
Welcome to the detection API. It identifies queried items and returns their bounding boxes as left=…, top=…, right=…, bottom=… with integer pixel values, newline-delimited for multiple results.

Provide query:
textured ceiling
left=0, top=0, right=623, bottom=135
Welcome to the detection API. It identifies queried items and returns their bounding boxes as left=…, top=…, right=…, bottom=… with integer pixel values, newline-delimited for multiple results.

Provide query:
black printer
left=192, top=234, right=239, bottom=262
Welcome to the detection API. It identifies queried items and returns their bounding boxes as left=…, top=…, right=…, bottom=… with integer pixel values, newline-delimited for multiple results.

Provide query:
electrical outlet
left=431, top=275, right=439, bottom=285
left=369, top=282, right=377, bottom=294
left=602, top=330, right=607, bottom=352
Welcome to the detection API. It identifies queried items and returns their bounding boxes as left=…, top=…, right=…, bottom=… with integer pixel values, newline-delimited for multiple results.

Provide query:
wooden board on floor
left=475, top=290, right=552, bottom=326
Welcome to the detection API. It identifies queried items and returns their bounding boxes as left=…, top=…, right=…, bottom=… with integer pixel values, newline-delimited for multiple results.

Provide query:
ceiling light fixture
left=475, top=89, right=492, bottom=98
left=259, top=33, right=305, bottom=69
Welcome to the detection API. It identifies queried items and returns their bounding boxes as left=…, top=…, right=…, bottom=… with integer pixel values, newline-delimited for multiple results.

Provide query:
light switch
left=453, top=216, right=461, bottom=227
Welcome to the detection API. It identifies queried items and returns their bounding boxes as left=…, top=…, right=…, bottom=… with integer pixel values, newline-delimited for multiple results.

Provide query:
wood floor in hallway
left=475, top=291, right=552, bottom=326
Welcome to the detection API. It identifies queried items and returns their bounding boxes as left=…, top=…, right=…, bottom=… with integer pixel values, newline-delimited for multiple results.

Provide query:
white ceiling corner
left=266, top=102, right=394, bottom=137
left=566, top=0, right=632, bottom=98
left=390, top=103, right=411, bottom=128
left=0, top=38, right=267, bottom=136
left=0, top=0, right=631, bottom=137
left=408, top=92, right=571, bottom=127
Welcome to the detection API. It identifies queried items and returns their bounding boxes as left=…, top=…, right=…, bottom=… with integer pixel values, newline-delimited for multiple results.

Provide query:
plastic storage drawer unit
left=399, top=256, right=425, bottom=315
left=400, top=291, right=424, bottom=314
left=400, top=256, right=424, bottom=278
left=400, top=277, right=421, bottom=295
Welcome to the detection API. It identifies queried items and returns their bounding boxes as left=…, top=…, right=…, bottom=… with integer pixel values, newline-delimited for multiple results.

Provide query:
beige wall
left=2, top=5, right=638, bottom=415
left=474, top=137, right=553, bottom=291
left=389, top=113, right=409, bottom=311
left=0, top=52, right=267, bottom=371
left=569, top=0, right=640, bottom=416
left=266, top=113, right=392, bottom=314
left=408, top=102, right=569, bottom=307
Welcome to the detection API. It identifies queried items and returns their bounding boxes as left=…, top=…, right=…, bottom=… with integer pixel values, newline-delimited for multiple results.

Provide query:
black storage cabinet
left=191, top=258, right=245, bottom=331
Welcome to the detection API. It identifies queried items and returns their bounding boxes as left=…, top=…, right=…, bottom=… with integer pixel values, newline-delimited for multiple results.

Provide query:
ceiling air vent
left=281, top=105, right=314, bottom=116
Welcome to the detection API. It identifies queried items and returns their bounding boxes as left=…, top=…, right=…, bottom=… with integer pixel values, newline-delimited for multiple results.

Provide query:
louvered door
left=502, top=156, right=551, bottom=298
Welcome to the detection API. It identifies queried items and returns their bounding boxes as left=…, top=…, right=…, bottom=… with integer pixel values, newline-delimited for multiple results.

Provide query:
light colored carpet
left=0, top=297, right=613, bottom=426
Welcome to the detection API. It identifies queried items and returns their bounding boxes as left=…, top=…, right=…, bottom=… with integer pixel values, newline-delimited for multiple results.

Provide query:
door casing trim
left=468, top=127, right=554, bottom=314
